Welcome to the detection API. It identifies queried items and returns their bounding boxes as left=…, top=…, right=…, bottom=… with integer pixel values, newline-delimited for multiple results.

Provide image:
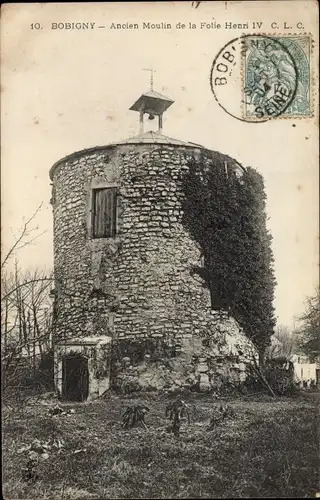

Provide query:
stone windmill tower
left=50, top=75, right=253, bottom=400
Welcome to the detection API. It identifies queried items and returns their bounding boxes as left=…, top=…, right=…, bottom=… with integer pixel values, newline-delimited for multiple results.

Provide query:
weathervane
left=142, top=68, right=156, bottom=91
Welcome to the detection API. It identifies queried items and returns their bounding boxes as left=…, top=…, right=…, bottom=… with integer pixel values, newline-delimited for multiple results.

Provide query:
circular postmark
left=210, top=34, right=298, bottom=122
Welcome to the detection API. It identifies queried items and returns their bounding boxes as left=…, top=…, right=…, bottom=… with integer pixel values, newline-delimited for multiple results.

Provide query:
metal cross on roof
left=142, top=68, right=156, bottom=91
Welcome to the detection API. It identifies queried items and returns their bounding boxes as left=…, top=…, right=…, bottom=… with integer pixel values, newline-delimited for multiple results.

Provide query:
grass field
left=2, top=391, right=319, bottom=499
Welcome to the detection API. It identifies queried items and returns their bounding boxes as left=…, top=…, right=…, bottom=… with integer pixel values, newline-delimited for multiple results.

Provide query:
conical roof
left=110, top=130, right=205, bottom=148
left=49, top=131, right=206, bottom=179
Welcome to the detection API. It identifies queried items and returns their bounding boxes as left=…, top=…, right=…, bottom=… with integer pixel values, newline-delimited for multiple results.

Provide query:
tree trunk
left=33, top=303, right=43, bottom=358
left=4, top=299, right=8, bottom=354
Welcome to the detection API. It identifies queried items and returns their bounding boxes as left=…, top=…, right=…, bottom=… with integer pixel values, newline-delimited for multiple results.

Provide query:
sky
left=1, top=1, right=319, bottom=329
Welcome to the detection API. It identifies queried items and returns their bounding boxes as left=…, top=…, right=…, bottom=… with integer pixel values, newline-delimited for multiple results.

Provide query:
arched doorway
left=62, top=352, right=89, bottom=401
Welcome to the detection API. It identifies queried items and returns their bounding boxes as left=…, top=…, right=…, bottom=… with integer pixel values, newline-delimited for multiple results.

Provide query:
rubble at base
left=112, top=316, right=257, bottom=394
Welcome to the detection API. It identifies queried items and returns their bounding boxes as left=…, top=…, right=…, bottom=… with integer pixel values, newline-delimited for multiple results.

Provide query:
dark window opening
left=209, top=286, right=224, bottom=311
left=202, top=256, right=222, bottom=311
left=92, top=187, right=117, bottom=238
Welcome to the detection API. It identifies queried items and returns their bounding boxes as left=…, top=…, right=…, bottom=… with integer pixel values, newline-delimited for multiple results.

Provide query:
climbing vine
left=181, top=152, right=276, bottom=357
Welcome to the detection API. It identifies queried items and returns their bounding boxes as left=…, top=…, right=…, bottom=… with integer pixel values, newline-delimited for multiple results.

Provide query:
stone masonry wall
left=51, top=143, right=255, bottom=388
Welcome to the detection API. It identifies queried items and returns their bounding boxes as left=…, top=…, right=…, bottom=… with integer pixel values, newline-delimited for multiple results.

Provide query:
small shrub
left=245, top=358, right=298, bottom=396
left=165, top=399, right=190, bottom=437
left=265, top=366, right=297, bottom=396
left=208, top=404, right=235, bottom=430
left=122, top=405, right=150, bottom=430
left=2, top=349, right=54, bottom=403
left=22, top=457, right=38, bottom=484
left=34, top=350, right=54, bottom=390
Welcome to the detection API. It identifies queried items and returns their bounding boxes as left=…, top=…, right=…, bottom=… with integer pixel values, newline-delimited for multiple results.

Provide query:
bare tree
left=294, top=288, right=320, bottom=362
left=1, top=204, right=45, bottom=270
left=1, top=265, right=53, bottom=384
left=1, top=205, right=53, bottom=391
left=267, top=325, right=295, bottom=360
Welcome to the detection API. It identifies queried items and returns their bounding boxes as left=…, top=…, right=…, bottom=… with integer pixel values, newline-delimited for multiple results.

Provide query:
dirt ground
left=2, top=391, right=319, bottom=499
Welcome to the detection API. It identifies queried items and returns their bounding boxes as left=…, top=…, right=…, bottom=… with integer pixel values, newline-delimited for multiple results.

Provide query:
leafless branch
left=1, top=203, right=44, bottom=269
left=1, top=277, right=54, bottom=302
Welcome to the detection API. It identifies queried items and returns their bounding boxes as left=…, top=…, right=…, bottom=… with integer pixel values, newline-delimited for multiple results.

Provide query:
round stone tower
left=51, top=85, right=254, bottom=398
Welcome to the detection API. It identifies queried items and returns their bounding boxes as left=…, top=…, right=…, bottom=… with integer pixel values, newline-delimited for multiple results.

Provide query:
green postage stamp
left=242, top=34, right=312, bottom=120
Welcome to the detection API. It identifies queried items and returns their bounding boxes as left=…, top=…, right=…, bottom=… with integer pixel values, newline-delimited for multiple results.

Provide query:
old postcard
left=1, top=1, right=319, bottom=499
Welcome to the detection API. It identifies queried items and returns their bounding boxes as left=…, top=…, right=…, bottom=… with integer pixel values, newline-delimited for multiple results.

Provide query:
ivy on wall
left=181, top=153, right=276, bottom=357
